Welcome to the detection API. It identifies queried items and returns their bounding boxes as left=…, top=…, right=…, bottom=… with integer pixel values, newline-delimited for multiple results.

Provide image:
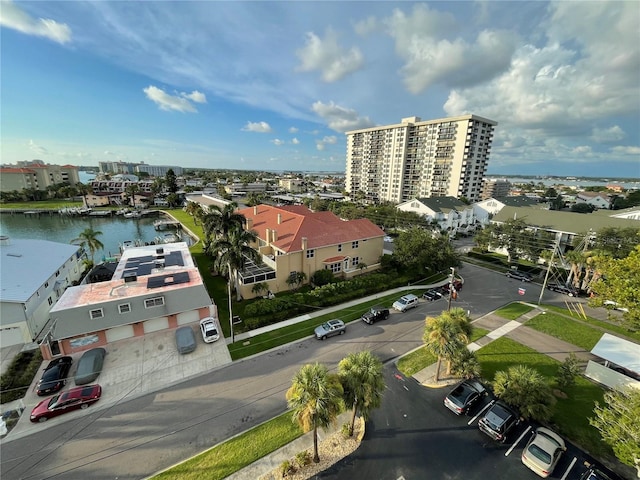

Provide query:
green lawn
left=396, top=327, right=489, bottom=377
left=0, top=200, right=82, bottom=209
left=475, top=337, right=609, bottom=459
left=542, top=304, right=640, bottom=343
left=153, top=411, right=302, bottom=480
left=525, top=313, right=604, bottom=350
left=493, top=302, right=535, bottom=320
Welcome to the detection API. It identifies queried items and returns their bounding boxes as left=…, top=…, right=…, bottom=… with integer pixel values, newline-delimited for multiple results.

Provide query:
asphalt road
left=0, top=264, right=604, bottom=480
left=316, top=366, right=623, bottom=480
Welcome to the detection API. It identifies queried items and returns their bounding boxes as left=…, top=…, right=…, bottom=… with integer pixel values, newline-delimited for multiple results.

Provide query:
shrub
left=311, top=269, right=336, bottom=287
left=341, top=422, right=352, bottom=439
left=295, top=450, right=312, bottom=468
left=556, top=353, right=581, bottom=389
left=279, top=460, right=296, bottom=478
left=0, top=350, right=43, bottom=404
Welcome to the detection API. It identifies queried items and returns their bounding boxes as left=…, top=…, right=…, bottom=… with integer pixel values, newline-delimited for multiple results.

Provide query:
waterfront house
left=41, top=242, right=217, bottom=359
left=0, top=237, right=85, bottom=348
left=235, top=205, right=385, bottom=299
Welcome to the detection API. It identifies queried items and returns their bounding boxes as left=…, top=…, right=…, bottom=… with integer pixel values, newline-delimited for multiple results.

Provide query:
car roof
left=532, top=427, right=565, bottom=451
left=80, top=348, right=105, bottom=359
left=328, top=319, right=343, bottom=325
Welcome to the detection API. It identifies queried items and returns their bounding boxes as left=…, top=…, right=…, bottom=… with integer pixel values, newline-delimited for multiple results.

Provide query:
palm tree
left=338, top=351, right=385, bottom=437
left=71, top=227, right=104, bottom=265
left=206, top=224, right=261, bottom=341
left=202, top=202, right=245, bottom=243
left=450, top=349, right=481, bottom=379
left=423, top=309, right=471, bottom=382
left=493, top=365, right=556, bottom=422
left=441, top=308, right=473, bottom=374
left=286, top=363, right=345, bottom=463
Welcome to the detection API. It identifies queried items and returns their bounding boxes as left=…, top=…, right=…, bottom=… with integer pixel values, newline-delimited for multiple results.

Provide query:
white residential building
left=575, top=192, right=612, bottom=210
left=0, top=237, right=85, bottom=348
left=345, top=114, right=497, bottom=204
left=397, top=197, right=476, bottom=235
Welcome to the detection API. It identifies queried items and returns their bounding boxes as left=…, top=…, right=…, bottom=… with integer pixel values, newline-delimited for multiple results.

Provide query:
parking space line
left=468, top=400, right=494, bottom=425
left=505, top=426, right=531, bottom=456
left=561, top=457, right=577, bottom=480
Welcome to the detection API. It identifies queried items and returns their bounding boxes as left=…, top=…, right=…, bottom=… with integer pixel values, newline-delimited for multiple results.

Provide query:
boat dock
left=153, top=219, right=182, bottom=230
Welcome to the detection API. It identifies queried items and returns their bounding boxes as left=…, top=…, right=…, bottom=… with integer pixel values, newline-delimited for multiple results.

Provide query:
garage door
left=106, top=324, right=135, bottom=342
left=0, top=327, right=25, bottom=348
left=143, top=317, right=169, bottom=334
left=177, top=310, right=199, bottom=326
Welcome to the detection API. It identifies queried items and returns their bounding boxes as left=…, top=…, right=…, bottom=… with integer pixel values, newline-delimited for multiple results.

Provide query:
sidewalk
left=414, top=302, right=599, bottom=387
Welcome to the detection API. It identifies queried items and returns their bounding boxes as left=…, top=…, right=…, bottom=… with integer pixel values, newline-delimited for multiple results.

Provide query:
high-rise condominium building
left=345, top=114, right=497, bottom=203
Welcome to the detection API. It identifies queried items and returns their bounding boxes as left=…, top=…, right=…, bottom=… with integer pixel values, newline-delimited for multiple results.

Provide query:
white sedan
left=199, top=317, right=220, bottom=343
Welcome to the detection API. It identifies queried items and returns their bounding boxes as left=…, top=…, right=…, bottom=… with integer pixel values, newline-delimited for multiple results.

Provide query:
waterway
left=0, top=213, right=193, bottom=261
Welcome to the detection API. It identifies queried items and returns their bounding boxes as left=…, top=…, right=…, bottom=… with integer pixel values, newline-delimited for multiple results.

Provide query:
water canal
left=0, top=211, right=193, bottom=261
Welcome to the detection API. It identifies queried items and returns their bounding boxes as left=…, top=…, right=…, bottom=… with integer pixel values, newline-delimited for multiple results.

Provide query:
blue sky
left=1, top=1, right=639, bottom=177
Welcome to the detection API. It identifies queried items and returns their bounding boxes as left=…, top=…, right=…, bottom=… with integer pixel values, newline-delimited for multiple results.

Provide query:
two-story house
left=41, top=242, right=217, bottom=359
left=575, top=192, right=612, bottom=210
left=0, top=237, right=85, bottom=348
left=236, top=205, right=385, bottom=299
left=396, top=197, right=476, bottom=236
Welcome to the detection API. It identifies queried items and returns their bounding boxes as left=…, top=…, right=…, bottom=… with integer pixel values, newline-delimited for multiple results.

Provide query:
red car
left=30, top=384, right=102, bottom=423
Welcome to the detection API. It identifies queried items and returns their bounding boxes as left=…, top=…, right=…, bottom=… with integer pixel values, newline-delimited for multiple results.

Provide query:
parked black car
left=422, top=289, right=442, bottom=301
left=505, top=270, right=533, bottom=282
left=36, top=356, right=73, bottom=396
left=478, top=401, right=520, bottom=442
left=74, top=348, right=106, bottom=385
left=361, top=306, right=390, bottom=325
left=444, top=379, right=487, bottom=415
left=547, top=283, right=579, bottom=297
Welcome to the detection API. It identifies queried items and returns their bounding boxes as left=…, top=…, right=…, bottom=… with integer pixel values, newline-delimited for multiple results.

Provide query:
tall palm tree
left=440, top=308, right=473, bottom=375
left=207, top=224, right=261, bottom=341
left=202, top=202, right=245, bottom=243
left=423, top=309, right=471, bottom=382
left=338, top=350, right=385, bottom=437
left=71, top=227, right=104, bottom=265
left=286, top=363, right=344, bottom=463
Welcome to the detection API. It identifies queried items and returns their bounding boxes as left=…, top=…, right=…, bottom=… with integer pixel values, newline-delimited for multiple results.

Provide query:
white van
left=392, top=294, right=419, bottom=312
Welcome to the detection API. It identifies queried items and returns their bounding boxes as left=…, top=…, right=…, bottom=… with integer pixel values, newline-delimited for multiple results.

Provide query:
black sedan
left=443, top=379, right=487, bottom=415
left=36, top=356, right=73, bottom=396
left=547, top=283, right=579, bottom=297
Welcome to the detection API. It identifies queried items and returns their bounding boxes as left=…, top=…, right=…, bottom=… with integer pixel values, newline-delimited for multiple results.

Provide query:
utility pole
left=538, top=239, right=559, bottom=306
left=447, top=267, right=455, bottom=311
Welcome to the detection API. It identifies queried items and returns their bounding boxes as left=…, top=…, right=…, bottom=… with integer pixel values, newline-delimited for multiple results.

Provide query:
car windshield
left=527, top=444, right=552, bottom=464
left=321, top=323, right=330, bottom=330
left=42, top=367, right=60, bottom=381
left=48, top=395, right=61, bottom=409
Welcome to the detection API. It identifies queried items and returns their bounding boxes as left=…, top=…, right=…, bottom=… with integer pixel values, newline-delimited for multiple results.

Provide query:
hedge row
left=1, top=350, right=43, bottom=404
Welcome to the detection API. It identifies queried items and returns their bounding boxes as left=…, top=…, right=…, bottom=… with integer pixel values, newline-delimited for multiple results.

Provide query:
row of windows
left=88, top=296, right=165, bottom=320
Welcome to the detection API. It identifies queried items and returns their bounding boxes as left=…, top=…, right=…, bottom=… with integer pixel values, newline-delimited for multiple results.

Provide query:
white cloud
left=289, top=127, right=299, bottom=133
left=315, top=135, right=337, bottom=151
left=143, top=85, right=201, bottom=113
left=591, top=126, right=625, bottom=144
left=296, top=28, right=364, bottom=82
left=0, top=1, right=72, bottom=44
left=611, top=146, right=640, bottom=155
left=354, top=16, right=379, bottom=36
left=384, top=4, right=517, bottom=93
left=271, top=139, right=284, bottom=146
left=182, top=90, right=207, bottom=104
left=242, top=121, right=272, bottom=133
left=312, top=101, right=375, bottom=133
left=28, top=140, right=48, bottom=155
left=291, top=138, right=300, bottom=145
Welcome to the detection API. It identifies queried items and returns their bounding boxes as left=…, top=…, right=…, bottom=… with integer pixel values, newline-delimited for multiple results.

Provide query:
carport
left=585, top=333, right=640, bottom=390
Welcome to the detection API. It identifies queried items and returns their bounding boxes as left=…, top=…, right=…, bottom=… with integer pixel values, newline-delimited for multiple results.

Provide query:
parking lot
left=5, top=322, right=232, bottom=440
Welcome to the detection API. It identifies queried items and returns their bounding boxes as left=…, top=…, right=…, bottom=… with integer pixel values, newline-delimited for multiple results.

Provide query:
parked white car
left=199, top=317, right=220, bottom=343
left=392, top=294, right=419, bottom=312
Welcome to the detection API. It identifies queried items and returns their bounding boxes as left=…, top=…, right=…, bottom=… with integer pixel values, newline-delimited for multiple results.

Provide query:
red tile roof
left=0, top=168, right=36, bottom=174
left=323, top=255, right=346, bottom=263
left=238, top=205, right=385, bottom=253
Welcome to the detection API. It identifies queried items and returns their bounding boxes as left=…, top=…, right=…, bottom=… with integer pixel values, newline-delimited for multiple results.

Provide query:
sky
left=1, top=1, right=639, bottom=178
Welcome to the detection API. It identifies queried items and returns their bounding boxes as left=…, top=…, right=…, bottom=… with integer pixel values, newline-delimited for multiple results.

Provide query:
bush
left=556, top=353, right=581, bottom=389
left=311, top=269, right=336, bottom=287
left=0, top=350, right=43, bottom=404
left=295, top=450, right=312, bottom=468
left=341, top=422, right=352, bottom=438
left=279, top=460, right=296, bottom=477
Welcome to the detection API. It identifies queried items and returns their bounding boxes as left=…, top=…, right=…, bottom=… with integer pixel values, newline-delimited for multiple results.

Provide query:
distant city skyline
left=1, top=1, right=639, bottom=177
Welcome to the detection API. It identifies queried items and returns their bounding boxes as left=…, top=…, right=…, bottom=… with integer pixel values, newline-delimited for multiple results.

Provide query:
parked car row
left=547, top=283, right=580, bottom=297
left=505, top=270, right=533, bottom=282
left=444, top=379, right=568, bottom=478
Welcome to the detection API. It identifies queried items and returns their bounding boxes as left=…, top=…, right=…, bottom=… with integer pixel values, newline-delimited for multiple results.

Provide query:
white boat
left=124, top=211, right=141, bottom=218
left=162, top=233, right=180, bottom=244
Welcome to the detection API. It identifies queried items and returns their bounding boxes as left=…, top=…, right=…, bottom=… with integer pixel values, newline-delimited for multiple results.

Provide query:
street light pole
left=447, top=267, right=455, bottom=311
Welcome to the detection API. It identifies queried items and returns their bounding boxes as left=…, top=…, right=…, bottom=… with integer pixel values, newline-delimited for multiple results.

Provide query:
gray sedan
left=175, top=326, right=197, bottom=354
left=314, top=319, right=346, bottom=340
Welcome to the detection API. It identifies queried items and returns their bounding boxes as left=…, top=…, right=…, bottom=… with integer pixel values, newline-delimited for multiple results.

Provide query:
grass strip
left=525, top=313, right=603, bottom=351
left=153, top=411, right=302, bottom=480
left=396, top=327, right=489, bottom=377
left=493, top=302, right=535, bottom=320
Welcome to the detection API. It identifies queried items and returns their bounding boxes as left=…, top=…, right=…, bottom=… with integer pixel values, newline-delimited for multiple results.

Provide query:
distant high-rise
left=481, top=178, right=511, bottom=200
left=345, top=114, right=497, bottom=203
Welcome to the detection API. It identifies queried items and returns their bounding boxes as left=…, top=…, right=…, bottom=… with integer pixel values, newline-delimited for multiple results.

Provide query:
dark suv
left=547, top=283, right=579, bottom=297
left=478, top=401, right=520, bottom=442
left=361, top=306, right=390, bottom=325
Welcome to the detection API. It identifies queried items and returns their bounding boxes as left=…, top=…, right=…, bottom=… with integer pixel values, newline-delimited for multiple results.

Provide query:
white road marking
left=468, top=400, right=494, bottom=425
left=505, top=426, right=531, bottom=456
left=561, top=457, right=577, bottom=480
left=403, top=385, right=409, bottom=391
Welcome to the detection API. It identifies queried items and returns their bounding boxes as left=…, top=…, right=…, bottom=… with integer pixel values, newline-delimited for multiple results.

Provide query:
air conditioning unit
left=123, top=272, right=137, bottom=283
